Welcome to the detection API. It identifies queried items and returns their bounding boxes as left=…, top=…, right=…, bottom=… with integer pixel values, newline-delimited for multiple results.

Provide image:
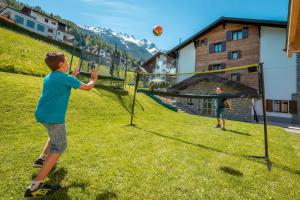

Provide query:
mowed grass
left=0, top=26, right=80, bottom=76
left=0, top=71, right=300, bottom=200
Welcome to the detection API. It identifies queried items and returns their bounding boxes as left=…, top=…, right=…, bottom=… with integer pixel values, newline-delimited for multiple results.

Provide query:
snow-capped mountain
left=79, top=25, right=160, bottom=60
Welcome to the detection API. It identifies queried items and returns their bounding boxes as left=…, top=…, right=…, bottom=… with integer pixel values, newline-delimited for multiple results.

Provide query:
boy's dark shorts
left=42, top=123, right=67, bottom=153
left=215, top=107, right=225, bottom=119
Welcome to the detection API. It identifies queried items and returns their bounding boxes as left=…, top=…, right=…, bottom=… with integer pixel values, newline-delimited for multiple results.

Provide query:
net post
left=123, top=51, right=128, bottom=89
left=79, top=49, right=83, bottom=72
left=130, top=73, right=140, bottom=126
left=69, top=54, right=74, bottom=71
left=258, top=63, right=271, bottom=171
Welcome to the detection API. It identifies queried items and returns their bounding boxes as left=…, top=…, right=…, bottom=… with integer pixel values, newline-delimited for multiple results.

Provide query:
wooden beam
left=287, top=0, right=300, bottom=56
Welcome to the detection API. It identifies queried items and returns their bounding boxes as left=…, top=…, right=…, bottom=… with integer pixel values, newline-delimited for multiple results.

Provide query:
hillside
left=0, top=26, right=78, bottom=76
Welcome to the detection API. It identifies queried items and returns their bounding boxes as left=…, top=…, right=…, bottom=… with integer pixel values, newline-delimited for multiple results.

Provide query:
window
left=37, top=24, right=45, bottom=32
left=203, top=99, right=212, bottom=115
left=52, top=21, right=56, bottom=25
left=187, top=98, right=193, bottom=105
left=231, top=73, right=241, bottom=82
left=15, top=15, right=24, bottom=24
left=58, top=32, right=60, bottom=35
left=208, top=63, right=225, bottom=71
left=228, top=51, right=241, bottom=59
left=209, top=42, right=226, bottom=53
left=45, top=18, right=48, bottom=23
left=273, top=100, right=289, bottom=113
left=48, top=28, right=53, bottom=33
left=214, top=43, right=222, bottom=53
left=232, top=30, right=243, bottom=40
left=26, top=20, right=35, bottom=29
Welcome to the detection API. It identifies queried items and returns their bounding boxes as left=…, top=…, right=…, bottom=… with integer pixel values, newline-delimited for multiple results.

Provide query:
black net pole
left=79, top=49, right=83, bottom=71
left=123, top=52, right=128, bottom=89
left=130, top=73, right=140, bottom=126
left=259, top=63, right=272, bottom=171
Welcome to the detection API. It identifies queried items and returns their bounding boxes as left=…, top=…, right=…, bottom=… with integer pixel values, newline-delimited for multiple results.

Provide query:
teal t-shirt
left=35, top=71, right=81, bottom=124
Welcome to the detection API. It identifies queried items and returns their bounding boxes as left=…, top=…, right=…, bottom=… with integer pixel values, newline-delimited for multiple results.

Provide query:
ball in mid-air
left=153, top=25, right=163, bottom=36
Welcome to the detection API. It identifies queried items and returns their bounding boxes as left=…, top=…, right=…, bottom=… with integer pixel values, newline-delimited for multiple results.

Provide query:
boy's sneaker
left=215, top=124, right=221, bottom=128
left=32, top=157, right=46, bottom=168
left=24, top=183, right=61, bottom=197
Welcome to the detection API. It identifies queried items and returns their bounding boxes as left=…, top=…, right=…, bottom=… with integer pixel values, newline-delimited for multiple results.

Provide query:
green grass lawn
left=1, top=71, right=300, bottom=200
left=0, top=26, right=127, bottom=79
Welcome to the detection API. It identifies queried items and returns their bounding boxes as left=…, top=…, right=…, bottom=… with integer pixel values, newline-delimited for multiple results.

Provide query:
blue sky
left=18, top=0, right=289, bottom=50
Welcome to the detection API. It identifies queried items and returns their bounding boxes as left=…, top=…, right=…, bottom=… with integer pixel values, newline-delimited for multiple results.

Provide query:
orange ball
left=153, top=25, right=163, bottom=36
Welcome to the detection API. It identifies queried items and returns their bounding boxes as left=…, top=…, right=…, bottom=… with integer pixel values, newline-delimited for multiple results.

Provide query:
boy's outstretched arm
left=79, top=69, right=98, bottom=91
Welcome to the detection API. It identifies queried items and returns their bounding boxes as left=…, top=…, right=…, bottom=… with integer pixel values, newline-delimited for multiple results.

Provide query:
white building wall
left=34, top=12, right=58, bottom=30
left=0, top=7, right=74, bottom=45
left=177, top=43, right=196, bottom=82
left=255, top=26, right=297, bottom=121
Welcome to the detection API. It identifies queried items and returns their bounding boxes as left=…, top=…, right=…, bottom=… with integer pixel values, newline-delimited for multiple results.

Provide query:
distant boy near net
left=24, top=52, right=98, bottom=197
left=215, top=86, right=232, bottom=131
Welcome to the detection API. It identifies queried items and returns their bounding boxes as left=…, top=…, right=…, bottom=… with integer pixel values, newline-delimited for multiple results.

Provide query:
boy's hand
left=72, top=66, right=80, bottom=77
left=91, top=68, right=98, bottom=81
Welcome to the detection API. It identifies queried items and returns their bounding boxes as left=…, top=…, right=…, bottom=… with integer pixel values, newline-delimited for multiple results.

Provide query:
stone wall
left=174, top=80, right=254, bottom=122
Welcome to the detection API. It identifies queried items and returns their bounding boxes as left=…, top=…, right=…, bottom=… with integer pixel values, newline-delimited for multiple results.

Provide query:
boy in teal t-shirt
left=25, top=52, right=98, bottom=197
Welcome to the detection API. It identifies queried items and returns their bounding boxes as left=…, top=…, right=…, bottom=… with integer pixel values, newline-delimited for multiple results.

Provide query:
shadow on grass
left=220, top=166, right=243, bottom=176
left=133, top=126, right=234, bottom=156
left=225, top=129, right=251, bottom=136
left=30, top=168, right=88, bottom=200
left=133, top=126, right=300, bottom=176
left=92, top=89, right=144, bottom=115
left=96, top=189, right=118, bottom=200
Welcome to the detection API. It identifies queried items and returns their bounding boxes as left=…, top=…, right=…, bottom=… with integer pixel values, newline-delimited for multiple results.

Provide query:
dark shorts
left=42, top=123, right=67, bottom=154
left=215, top=107, right=225, bottom=118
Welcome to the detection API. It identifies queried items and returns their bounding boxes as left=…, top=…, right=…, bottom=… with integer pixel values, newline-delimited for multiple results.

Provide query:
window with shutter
left=209, top=43, right=214, bottom=54
left=266, top=100, right=273, bottom=112
left=242, top=27, right=249, bottom=39
left=289, top=100, right=298, bottom=114
left=214, top=43, right=222, bottom=53
left=226, top=31, right=232, bottom=41
left=221, top=42, right=226, bottom=51
left=232, top=30, right=243, bottom=40
left=228, top=52, right=232, bottom=60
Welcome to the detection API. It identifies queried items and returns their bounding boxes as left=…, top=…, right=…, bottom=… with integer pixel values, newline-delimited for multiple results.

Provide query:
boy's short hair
left=45, top=52, right=65, bottom=71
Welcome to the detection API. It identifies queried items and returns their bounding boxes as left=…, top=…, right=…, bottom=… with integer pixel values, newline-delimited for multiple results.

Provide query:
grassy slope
left=0, top=26, right=125, bottom=78
left=0, top=26, right=80, bottom=76
left=0, top=72, right=300, bottom=200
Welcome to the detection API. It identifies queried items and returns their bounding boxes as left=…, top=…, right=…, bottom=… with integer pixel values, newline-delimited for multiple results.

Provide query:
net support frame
left=129, top=63, right=271, bottom=171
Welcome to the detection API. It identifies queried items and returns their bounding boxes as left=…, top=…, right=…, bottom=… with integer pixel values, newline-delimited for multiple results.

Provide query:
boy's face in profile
left=58, top=57, right=69, bottom=73
left=216, top=87, right=222, bottom=94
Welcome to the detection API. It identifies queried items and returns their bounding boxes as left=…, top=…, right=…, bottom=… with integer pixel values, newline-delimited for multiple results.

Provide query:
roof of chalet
left=167, top=17, right=287, bottom=57
left=168, top=73, right=259, bottom=98
left=286, top=0, right=300, bottom=56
